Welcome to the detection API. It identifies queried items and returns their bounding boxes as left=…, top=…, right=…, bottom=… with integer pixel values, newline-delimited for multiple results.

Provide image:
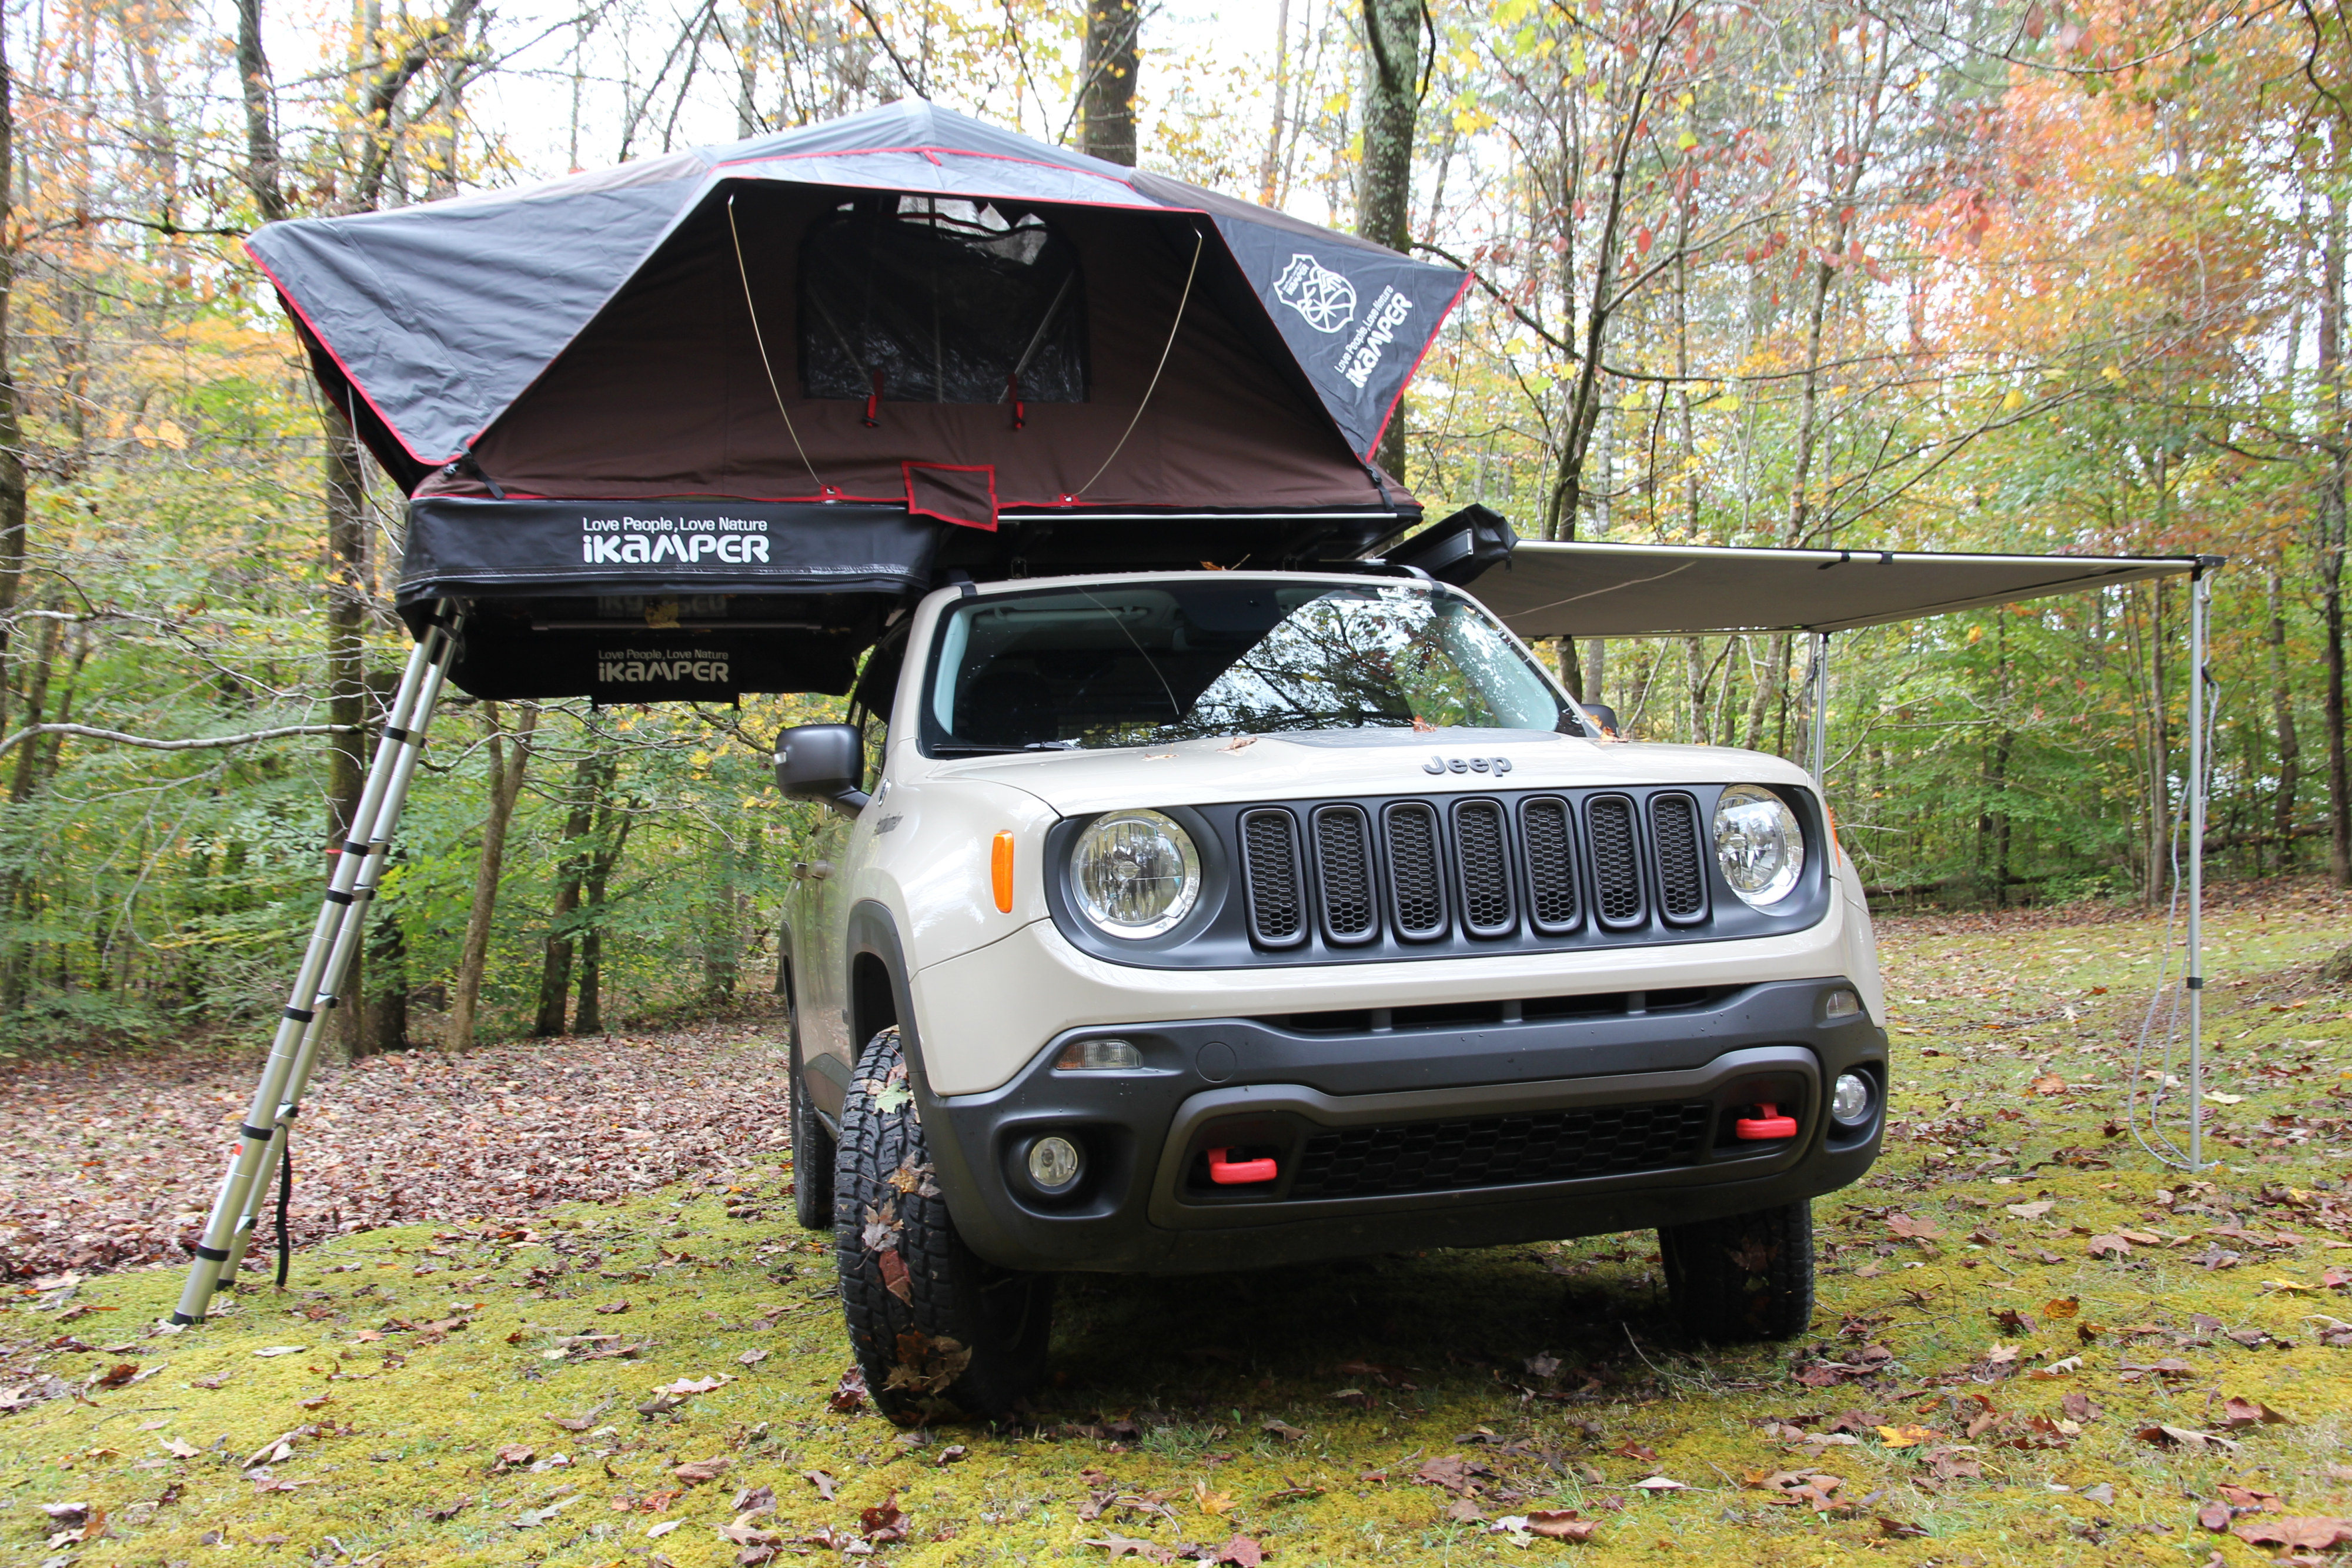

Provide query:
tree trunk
left=323, top=407, right=370, bottom=1058
left=2323, top=162, right=2350, bottom=887
left=533, top=749, right=612, bottom=1036
left=573, top=804, right=633, bottom=1036
left=0, top=25, right=31, bottom=741
left=234, top=0, right=288, bottom=222
left=2270, top=566, right=2302, bottom=862
left=446, top=703, right=536, bottom=1047
left=1357, top=0, right=1419, bottom=482
left=366, top=892, right=409, bottom=1053
left=1258, top=0, right=1292, bottom=205
left=1078, top=0, right=1140, bottom=166
left=0, top=604, right=59, bottom=1011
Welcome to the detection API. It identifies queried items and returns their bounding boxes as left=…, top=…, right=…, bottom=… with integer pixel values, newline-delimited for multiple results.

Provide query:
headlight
left=1071, top=809, right=1201, bottom=938
left=1713, top=784, right=1805, bottom=907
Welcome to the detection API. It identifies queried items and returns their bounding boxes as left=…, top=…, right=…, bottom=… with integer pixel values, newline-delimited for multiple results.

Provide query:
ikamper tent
left=248, top=99, right=1469, bottom=704
left=172, top=102, right=2223, bottom=1322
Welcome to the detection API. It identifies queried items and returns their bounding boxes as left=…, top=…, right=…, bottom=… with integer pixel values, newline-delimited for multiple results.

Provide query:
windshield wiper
left=1023, top=740, right=1082, bottom=751
left=931, top=743, right=1027, bottom=756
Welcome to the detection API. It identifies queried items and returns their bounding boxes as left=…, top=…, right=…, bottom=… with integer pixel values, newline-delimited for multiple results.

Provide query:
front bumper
left=914, top=977, right=1886, bottom=1274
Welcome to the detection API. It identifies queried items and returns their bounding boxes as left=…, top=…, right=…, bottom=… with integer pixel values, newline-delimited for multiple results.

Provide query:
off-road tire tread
left=788, top=1015, right=834, bottom=1232
left=834, top=1027, right=1051, bottom=1421
left=1658, top=1198, right=1815, bottom=1342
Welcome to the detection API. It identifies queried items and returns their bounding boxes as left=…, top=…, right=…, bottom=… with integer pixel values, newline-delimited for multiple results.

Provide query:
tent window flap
left=799, top=196, right=1087, bottom=406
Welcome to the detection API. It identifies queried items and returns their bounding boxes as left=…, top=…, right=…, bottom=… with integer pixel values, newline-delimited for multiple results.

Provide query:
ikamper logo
left=597, top=649, right=731, bottom=685
left=580, top=513, right=771, bottom=566
left=1273, top=253, right=1358, bottom=334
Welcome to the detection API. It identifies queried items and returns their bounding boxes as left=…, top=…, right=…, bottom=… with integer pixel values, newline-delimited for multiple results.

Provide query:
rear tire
left=1658, top=1199, right=1815, bottom=1342
left=787, top=996, right=834, bottom=1232
left=835, top=1025, right=1054, bottom=1422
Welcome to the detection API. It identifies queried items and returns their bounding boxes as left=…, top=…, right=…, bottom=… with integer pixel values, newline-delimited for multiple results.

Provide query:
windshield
left=920, top=580, right=1576, bottom=754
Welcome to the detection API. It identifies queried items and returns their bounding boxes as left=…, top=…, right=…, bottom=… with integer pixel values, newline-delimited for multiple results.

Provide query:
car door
left=804, top=666, right=896, bottom=1105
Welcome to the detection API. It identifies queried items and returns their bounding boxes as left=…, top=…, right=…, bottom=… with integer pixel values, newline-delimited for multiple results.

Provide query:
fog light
left=1056, top=1037, right=1142, bottom=1071
left=1831, top=1072, right=1875, bottom=1126
left=1823, top=988, right=1862, bottom=1020
left=1026, top=1135, right=1083, bottom=1191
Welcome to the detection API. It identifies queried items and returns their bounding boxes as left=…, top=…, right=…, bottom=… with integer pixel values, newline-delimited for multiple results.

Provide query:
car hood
left=916, top=727, right=1815, bottom=817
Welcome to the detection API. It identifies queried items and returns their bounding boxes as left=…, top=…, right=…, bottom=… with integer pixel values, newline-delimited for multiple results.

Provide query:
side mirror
left=773, top=723, right=870, bottom=815
left=1574, top=703, right=1621, bottom=738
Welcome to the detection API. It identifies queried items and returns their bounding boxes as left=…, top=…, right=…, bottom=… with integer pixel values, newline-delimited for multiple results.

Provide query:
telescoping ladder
left=172, top=611, right=461, bottom=1322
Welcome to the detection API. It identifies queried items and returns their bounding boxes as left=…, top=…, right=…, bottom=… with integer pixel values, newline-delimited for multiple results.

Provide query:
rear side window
left=799, top=195, right=1086, bottom=406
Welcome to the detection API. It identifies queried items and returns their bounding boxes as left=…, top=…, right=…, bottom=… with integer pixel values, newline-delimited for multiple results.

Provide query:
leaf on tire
left=884, top=1328, right=970, bottom=1395
left=878, top=1248, right=914, bottom=1304
left=861, top=1202, right=901, bottom=1252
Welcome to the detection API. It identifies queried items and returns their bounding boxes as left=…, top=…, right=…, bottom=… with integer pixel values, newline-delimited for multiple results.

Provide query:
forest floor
left=5, top=878, right=2352, bottom=1567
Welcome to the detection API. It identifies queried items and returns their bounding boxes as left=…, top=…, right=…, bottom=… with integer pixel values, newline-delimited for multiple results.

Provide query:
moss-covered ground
left=6, top=882, right=2352, bottom=1567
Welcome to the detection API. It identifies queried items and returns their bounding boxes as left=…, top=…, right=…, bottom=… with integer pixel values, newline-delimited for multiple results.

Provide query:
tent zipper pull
left=1007, top=373, right=1025, bottom=431
left=864, top=370, right=882, bottom=429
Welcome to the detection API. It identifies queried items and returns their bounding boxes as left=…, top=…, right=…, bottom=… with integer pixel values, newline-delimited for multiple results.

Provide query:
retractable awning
left=1474, top=540, right=2203, bottom=639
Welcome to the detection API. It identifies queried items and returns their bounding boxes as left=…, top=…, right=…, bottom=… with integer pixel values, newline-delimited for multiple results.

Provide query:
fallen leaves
left=2136, top=1424, right=2239, bottom=1453
left=2232, top=1517, right=2352, bottom=1552
left=670, top=1456, right=729, bottom=1485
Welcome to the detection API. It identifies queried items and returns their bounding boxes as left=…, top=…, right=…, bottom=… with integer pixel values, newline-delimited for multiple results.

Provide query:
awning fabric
left=1471, top=541, right=2205, bottom=638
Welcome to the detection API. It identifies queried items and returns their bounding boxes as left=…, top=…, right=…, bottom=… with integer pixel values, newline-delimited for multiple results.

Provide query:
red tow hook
left=1207, top=1147, right=1279, bottom=1185
left=1734, top=1102, right=1799, bottom=1141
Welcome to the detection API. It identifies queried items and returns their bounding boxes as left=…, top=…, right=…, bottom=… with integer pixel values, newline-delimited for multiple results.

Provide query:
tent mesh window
left=799, top=196, right=1087, bottom=405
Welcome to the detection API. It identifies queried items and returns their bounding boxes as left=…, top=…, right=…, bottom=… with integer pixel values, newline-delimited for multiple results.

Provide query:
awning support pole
left=2186, top=567, right=2210, bottom=1171
left=173, top=610, right=461, bottom=1323
left=1807, top=632, right=1831, bottom=787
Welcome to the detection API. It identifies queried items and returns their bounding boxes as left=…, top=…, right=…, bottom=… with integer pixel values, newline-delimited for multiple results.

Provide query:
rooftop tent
left=246, top=102, right=1469, bottom=701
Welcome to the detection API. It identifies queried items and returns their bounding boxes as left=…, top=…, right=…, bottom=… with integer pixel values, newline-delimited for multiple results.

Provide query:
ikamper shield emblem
left=1273, top=252, right=1358, bottom=333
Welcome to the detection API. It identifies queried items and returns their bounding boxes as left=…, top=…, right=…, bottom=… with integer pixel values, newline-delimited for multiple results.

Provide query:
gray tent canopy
left=248, top=102, right=1469, bottom=703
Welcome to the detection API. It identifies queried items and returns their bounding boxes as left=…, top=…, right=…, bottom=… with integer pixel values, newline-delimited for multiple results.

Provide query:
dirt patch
left=0, top=1023, right=789, bottom=1281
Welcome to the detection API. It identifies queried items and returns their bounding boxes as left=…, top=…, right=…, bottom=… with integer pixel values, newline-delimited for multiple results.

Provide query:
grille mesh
left=1651, top=793, right=1706, bottom=921
left=1588, top=794, right=1645, bottom=926
left=1286, top=1100, right=1715, bottom=1199
left=1520, top=797, right=1579, bottom=932
left=1384, top=802, right=1446, bottom=938
left=1453, top=800, right=1514, bottom=935
left=1312, top=806, right=1376, bottom=942
left=1239, top=808, right=1304, bottom=946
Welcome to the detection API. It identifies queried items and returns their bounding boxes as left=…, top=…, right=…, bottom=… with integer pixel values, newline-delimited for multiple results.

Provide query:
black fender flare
left=843, top=898, right=997, bottom=1252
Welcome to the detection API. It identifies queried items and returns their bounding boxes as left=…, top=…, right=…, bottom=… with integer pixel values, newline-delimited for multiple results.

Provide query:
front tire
left=835, top=1026, right=1054, bottom=1422
left=1658, top=1199, right=1815, bottom=1342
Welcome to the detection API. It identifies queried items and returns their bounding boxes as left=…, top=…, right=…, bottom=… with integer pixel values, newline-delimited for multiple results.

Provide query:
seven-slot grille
left=1237, top=790, right=1712, bottom=949
left=1285, top=1099, right=1716, bottom=1199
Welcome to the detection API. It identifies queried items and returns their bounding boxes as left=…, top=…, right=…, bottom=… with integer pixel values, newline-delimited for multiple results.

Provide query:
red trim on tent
left=246, top=245, right=446, bottom=467
left=1361, top=269, right=1475, bottom=462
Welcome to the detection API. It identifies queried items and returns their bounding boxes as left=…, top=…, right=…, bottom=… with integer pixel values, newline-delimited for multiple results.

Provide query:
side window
left=853, top=702, right=887, bottom=793
left=847, top=635, right=906, bottom=793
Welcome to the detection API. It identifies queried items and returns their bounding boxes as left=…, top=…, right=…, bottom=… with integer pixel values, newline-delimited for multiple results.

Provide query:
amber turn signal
left=991, top=830, right=1014, bottom=912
